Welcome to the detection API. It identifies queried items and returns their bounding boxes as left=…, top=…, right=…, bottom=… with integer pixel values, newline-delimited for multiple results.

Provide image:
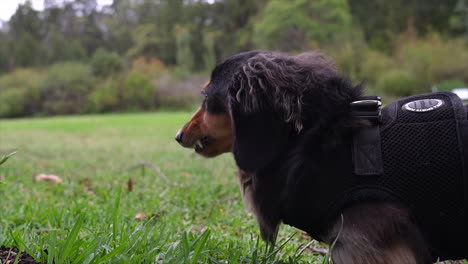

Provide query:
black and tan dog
left=175, top=50, right=468, bottom=264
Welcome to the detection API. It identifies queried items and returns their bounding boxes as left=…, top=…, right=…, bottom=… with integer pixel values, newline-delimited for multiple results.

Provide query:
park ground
left=0, top=112, right=326, bottom=264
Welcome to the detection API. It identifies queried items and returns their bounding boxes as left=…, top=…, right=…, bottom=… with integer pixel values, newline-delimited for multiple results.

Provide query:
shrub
left=90, top=49, right=124, bottom=77
left=395, top=34, right=468, bottom=88
left=131, top=56, right=166, bottom=79
left=154, top=73, right=206, bottom=109
left=360, top=50, right=395, bottom=85
left=0, top=68, right=43, bottom=117
left=376, top=70, right=421, bottom=96
left=87, top=78, right=121, bottom=112
left=435, top=79, right=467, bottom=91
left=325, top=28, right=368, bottom=82
left=40, top=62, right=94, bottom=115
left=121, top=71, right=155, bottom=110
left=0, top=88, right=28, bottom=117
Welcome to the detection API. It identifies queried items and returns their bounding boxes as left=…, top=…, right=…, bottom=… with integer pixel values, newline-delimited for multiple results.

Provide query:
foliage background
left=0, top=0, right=467, bottom=117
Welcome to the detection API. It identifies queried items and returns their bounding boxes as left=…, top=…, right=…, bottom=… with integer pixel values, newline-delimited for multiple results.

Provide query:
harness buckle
left=351, top=96, right=384, bottom=176
left=350, top=96, right=382, bottom=123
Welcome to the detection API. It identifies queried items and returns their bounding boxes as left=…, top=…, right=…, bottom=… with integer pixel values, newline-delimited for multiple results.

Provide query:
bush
left=131, top=56, right=166, bottom=79
left=395, top=34, right=468, bottom=89
left=0, top=88, right=28, bottom=117
left=87, top=78, right=121, bottom=112
left=376, top=70, right=421, bottom=96
left=0, top=68, right=43, bottom=117
left=121, top=71, right=155, bottom=110
left=90, top=49, right=124, bottom=77
left=325, top=28, right=368, bottom=82
left=360, top=50, right=395, bottom=85
left=436, top=79, right=467, bottom=91
left=40, top=62, right=94, bottom=115
left=154, top=73, right=207, bottom=109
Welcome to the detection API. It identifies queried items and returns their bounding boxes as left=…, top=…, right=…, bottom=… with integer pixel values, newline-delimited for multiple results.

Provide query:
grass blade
left=0, top=151, right=17, bottom=166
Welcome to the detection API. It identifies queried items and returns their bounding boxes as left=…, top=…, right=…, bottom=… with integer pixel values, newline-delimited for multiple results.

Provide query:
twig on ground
left=123, top=162, right=170, bottom=182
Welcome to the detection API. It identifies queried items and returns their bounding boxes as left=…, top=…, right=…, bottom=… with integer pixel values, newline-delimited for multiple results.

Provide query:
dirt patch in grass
left=0, top=246, right=41, bottom=264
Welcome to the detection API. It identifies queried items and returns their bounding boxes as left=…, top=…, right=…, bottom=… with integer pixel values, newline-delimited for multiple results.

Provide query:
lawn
left=0, top=112, right=324, bottom=264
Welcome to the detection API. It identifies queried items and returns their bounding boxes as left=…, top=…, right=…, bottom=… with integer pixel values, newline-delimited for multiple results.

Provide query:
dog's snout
left=175, top=130, right=183, bottom=143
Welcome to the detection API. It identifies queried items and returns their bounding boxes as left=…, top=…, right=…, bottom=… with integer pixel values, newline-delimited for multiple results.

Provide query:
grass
left=0, top=112, right=325, bottom=263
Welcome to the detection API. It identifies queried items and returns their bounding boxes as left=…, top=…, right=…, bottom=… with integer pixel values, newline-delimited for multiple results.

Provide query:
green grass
left=0, top=112, right=325, bottom=263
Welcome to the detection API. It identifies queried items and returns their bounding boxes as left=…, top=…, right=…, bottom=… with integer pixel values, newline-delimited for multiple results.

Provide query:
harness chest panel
left=281, top=92, right=468, bottom=260
left=376, top=92, right=468, bottom=258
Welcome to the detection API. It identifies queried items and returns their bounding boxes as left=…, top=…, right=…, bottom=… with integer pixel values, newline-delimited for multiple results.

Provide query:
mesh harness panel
left=377, top=92, right=467, bottom=259
left=289, top=92, right=468, bottom=260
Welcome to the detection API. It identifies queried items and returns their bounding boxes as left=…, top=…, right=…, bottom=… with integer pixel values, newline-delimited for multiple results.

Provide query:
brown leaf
left=79, top=178, right=94, bottom=194
left=79, top=178, right=92, bottom=187
left=34, top=174, right=63, bottom=183
left=134, top=213, right=147, bottom=220
left=127, top=177, right=133, bottom=192
left=134, top=212, right=164, bottom=220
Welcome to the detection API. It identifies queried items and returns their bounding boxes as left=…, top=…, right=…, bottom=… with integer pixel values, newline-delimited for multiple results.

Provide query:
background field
left=0, top=112, right=324, bottom=263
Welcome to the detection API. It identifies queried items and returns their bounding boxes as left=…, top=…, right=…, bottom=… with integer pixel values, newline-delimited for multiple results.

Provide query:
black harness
left=351, top=92, right=468, bottom=259
left=283, top=92, right=468, bottom=260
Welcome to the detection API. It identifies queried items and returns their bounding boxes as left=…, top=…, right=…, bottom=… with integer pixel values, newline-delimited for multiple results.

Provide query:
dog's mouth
left=193, top=136, right=214, bottom=153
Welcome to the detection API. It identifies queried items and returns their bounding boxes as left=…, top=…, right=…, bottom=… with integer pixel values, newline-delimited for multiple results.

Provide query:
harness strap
left=351, top=96, right=384, bottom=175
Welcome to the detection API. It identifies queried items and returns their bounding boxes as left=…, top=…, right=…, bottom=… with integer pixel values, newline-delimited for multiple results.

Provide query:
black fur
left=204, top=50, right=463, bottom=263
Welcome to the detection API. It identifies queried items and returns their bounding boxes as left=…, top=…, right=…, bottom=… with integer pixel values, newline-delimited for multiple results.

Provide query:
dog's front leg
left=324, top=202, right=432, bottom=264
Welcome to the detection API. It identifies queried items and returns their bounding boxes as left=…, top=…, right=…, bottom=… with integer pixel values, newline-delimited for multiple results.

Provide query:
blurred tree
left=44, top=29, right=86, bottom=63
left=104, top=0, right=136, bottom=54
left=209, top=0, right=267, bottom=59
left=9, top=1, right=42, bottom=40
left=202, top=31, right=216, bottom=71
left=127, top=24, right=162, bottom=59
left=73, top=0, right=107, bottom=56
left=90, top=49, right=124, bottom=77
left=175, top=25, right=195, bottom=72
left=349, top=0, right=459, bottom=50
left=184, top=1, right=214, bottom=71
left=13, top=32, right=43, bottom=67
left=252, top=0, right=352, bottom=52
left=450, top=0, right=468, bottom=38
left=9, top=1, right=44, bottom=67
left=0, top=33, right=12, bottom=72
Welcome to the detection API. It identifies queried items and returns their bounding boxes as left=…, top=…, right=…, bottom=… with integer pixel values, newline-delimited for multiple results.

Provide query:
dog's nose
left=175, top=130, right=183, bottom=143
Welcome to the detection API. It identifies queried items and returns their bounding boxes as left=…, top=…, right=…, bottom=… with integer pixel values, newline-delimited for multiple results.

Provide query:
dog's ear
left=229, top=100, right=290, bottom=172
left=228, top=54, right=297, bottom=172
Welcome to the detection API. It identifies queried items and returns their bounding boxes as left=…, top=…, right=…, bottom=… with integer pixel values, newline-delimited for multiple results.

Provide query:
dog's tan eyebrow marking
left=201, top=80, right=210, bottom=96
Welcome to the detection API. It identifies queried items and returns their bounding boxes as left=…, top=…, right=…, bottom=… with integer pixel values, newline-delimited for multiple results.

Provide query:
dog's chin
left=194, top=146, right=222, bottom=158
left=190, top=136, right=221, bottom=157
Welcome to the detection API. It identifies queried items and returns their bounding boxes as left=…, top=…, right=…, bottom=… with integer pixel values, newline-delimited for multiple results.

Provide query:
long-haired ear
left=230, top=52, right=337, bottom=130
left=228, top=53, right=300, bottom=172
left=229, top=99, right=291, bottom=172
left=228, top=52, right=341, bottom=172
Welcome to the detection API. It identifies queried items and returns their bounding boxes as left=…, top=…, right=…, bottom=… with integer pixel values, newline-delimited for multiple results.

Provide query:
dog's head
left=176, top=50, right=359, bottom=172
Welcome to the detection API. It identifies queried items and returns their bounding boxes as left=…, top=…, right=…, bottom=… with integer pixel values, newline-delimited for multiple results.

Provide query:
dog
left=175, top=50, right=468, bottom=264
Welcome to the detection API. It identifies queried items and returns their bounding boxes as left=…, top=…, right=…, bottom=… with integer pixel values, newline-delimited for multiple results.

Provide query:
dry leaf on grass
left=34, top=174, right=63, bottom=183
left=134, top=212, right=164, bottom=220
left=79, top=177, right=92, bottom=188
left=127, top=177, right=133, bottom=192
left=79, top=178, right=94, bottom=194
left=134, top=213, right=148, bottom=220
